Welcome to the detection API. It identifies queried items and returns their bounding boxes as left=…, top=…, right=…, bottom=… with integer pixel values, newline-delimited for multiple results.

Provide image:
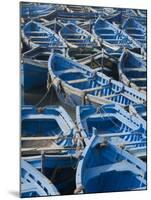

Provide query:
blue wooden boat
left=48, top=53, right=146, bottom=108
left=120, top=8, right=146, bottom=26
left=93, top=18, right=141, bottom=50
left=21, top=159, right=59, bottom=197
left=20, top=3, right=56, bottom=20
left=76, top=104, right=146, bottom=140
left=22, top=154, right=78, bottom=195
left=118, top=50, right=146, bottom=92
left=59, top=23, right=99, bottom=48
left=21, top=105, right=84, bottom=194
left=22, top=46, right=64, bottom=92
left=120, top=8, right=138, bottom=18
left=90, top=7, right=122, bottom=25
left=129, top=104, right=147, bottom=122
left=122, top=18, right=146, bottom=48
left=76, top=104, right=146, bottom=158
left=22, top=21, right=67, bottom=49
left=75, top=135, right=146, bottom=194
left=22, top=47, right=49, bottom=92
left=21, top=105, right=83, bottom=155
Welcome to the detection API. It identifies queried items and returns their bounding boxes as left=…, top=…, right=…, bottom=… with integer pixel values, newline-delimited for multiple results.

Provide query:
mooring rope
left=35, top=82, right=52, bottom=107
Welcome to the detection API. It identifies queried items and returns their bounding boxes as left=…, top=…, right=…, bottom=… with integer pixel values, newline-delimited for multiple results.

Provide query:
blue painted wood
left=21, top=105, right=83, bottom=195
left=107, top=11, right=123, bottom=25
left=90, top=7, right=122, bottom=25
left=122, top=18, right=146, bottom=49
left=21, top=159, right=59, bottom=197
left=22, top=106, right=80, bottom=152
left=22, top=21, right=67, bottom=49
left=93, top=18, right=141, bottom=50
left=129, top=103, right=147, bottom=122
left=23, top=155, right=78, bottom=195
left=20, top=3, right=56, bottom=19
left=59, top=23, right=99, bottom=48
left=76, top=135, right=146, bottom=194
left=76, top=104, right=146, bottom=157
left=121, top=9, right=147, bottom=26
left=23, top=62, right=48, bottom=92
left=48, top=53, right=146, bottom=107
left=119, top=50, right=146, bottom=92
left=22, top=47, right=64, bottom=92
left=67, top=48, right=119, bottom=80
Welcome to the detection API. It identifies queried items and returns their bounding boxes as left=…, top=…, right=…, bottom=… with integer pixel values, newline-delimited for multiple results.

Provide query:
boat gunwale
left=75, top=134, right=146, bottom=193
left=21, top=159, right=60, bottom=197
left=59, top=22, right=100, bottom=48
left=92, top=17, right=142, bottom=50
left=76, top=104, right=146, bottom=146
left=118, top=49, right=146, bottom=94
left=22, top=20, right=67, bottom=49
left=48, top=53, right=146, bottom=108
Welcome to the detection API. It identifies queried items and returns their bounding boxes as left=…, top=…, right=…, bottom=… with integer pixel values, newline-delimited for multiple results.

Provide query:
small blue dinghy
left=122, top=18, right=146, bottom=48
left=20, top=3, right=56, bottom=20
left=21, top=105, right=83, bottom=154
left=118, top=50, right=146, bottom=92
left=22, top=21, right=67, bottom=49
left=21, top=159, right=59, bottom=198
left=90, top=7, right=122, bottom=25
left=121, top=9, right=147, bottom=26
left=76, top=104, right=146, bottom=142
left=76, top=104, right=146, bottom=159
left=48, top=53, right=146, bottom=107
left=75, top=135, right=146, bottom=194
left=22, top=153, right=79, bottom=195
left=59, top=23, right=99, bottom=48
left=21, top=105, right=84, bottom=194
left=22, top=46, right=64, bottom=92
left=93, top=18, right=140, bottom=49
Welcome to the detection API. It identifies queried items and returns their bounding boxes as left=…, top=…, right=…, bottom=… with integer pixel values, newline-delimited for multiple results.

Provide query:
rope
left=35, top=82, right=52, bottom=107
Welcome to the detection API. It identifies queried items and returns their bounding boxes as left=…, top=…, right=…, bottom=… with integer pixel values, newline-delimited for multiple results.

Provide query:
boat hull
left=23, top=155, right=78, bottom=195
left=48, top=53, right=146, bottom=108
left=23, top=62, right=48, bottom=92
left=76, top=135, right=146, bottom=194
